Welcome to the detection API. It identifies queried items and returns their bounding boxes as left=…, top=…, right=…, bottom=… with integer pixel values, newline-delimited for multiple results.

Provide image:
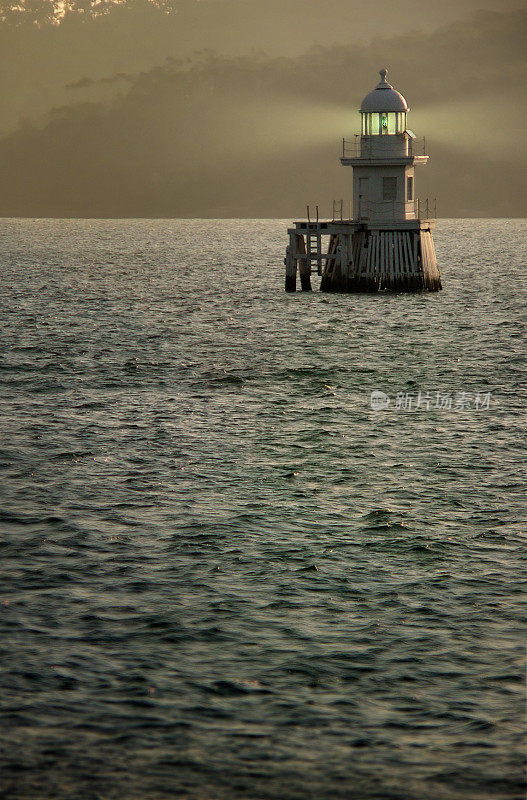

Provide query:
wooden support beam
left=296, top=234, right=312, bottom=292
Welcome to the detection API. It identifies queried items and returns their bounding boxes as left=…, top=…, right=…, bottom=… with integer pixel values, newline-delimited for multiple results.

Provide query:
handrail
left=357, top=199, right=418, bottom=221
left=303, top=197, right=437, bottom=223
left=342, top=136, right=427, bottom=159
left=356, top=198, right=436, bottom=221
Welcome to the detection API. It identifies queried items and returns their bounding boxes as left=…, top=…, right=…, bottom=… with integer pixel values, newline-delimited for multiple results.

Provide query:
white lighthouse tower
left=350, top=68, right=421, bottom=224
left=284, top=69, right=441, bottom=292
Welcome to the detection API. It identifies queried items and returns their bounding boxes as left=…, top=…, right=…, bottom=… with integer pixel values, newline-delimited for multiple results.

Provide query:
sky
left=0, top=0, right=525, bottom=217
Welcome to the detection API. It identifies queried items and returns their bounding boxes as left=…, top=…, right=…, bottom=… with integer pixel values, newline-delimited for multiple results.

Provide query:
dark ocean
left=0, top=218, right=525, bottom=800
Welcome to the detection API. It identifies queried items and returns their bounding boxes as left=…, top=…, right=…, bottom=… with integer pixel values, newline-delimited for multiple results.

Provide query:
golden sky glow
left=0, top=2, right=525, bottom=217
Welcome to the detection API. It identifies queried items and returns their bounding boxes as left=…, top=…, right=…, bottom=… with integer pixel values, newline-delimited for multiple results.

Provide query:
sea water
left=0, top=218, right=525, bottom=799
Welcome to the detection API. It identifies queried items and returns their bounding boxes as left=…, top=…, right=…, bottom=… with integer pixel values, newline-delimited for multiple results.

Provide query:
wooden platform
left=285, top=220, right=441, bottom=293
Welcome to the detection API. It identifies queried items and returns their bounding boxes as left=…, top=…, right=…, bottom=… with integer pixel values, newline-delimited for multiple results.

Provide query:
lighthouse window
left=361, top=110, right=407, bottom=136
left=397, top=113, right=407, bottom=133
left=361, top=114, right=370, bottom=135
left=364, top=112, right=401, bottom=135
left=383, top=177, right=397, bottom=201
left=407, top=176, right=414, bottom=201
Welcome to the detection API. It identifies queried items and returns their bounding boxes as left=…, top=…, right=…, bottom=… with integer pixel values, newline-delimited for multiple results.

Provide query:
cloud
left=99, top=71, right=135, bottom=84
left=65, top=76, right=95, bottom=89
left=66, top=71, right=136, bottom=89
left=0, top=0, right=522, bottom=134
left=0, top=9, right=525, bottom=218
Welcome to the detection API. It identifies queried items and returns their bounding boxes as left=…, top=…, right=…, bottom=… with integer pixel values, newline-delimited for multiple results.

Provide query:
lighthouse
left=284, top=69, right=441, bottom=292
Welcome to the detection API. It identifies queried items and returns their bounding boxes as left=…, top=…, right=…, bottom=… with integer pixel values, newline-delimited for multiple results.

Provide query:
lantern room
left=360, top=68, right=408, bottom=135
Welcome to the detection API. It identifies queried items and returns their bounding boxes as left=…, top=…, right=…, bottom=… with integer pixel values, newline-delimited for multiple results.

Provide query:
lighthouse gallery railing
left=356, top=199, right=418, bottom=221
left=356, top=199, right=437, bottom=221
left=342, top=136, right=427, bottom=159
left=326, top=199, right=437, bottom=222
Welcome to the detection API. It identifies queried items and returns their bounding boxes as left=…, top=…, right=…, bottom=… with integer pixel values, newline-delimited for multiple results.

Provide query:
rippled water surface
left=0, top=218, right=525, bottom=800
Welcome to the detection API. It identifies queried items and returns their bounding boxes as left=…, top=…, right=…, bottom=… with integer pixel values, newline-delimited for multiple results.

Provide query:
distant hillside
left=0, top=9, right=525, bottom=218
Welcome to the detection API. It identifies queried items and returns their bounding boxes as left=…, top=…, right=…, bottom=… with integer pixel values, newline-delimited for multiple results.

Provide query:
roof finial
left=379, top=68, right=388, bottom=83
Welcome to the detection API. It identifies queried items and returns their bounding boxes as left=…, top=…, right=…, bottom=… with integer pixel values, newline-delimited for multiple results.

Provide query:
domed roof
left=360, top=69, right=408, bottom=113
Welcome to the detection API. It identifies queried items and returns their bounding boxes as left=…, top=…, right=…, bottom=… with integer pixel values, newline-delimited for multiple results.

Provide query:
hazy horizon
left=0, top=1, right=525, bottom=218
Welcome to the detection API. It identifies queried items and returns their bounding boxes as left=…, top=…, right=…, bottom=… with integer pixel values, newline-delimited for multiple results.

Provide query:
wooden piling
left=284, top=239, right=297, bottom=292
left=296, top=234, right=312, bottom=292
left=320, top=234, right=340, bottom=292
